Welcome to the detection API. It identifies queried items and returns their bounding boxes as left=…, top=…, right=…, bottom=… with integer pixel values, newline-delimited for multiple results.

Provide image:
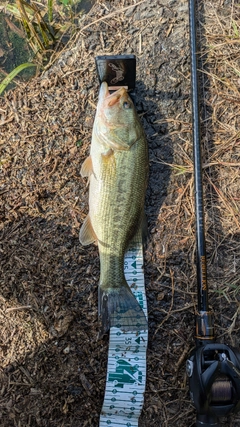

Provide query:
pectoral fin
left=79, top=214, right=97, bottom=246
left=80, top=156, right=93, bottom=178
left=101, top=148, right=114, bottom=159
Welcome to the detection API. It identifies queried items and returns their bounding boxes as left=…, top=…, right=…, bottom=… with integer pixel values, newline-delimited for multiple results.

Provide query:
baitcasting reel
left=187, top=343, right=240, bottom=426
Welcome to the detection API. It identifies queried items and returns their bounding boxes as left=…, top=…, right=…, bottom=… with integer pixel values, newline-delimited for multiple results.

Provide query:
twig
left=80, top=1, right=146, bottom=33
left=6, top=305, right=32, bottom=313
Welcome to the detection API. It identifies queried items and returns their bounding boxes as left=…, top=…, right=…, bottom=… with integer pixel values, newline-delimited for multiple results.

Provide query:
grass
left=3, top=0, right=81, bottom=59
left=0, top=0, right=84, bottom=93
left=0, top=62, right=37, bottom=95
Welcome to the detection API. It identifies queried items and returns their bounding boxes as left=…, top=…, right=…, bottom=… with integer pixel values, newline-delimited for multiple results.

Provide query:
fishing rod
left=186, top=0, right=240, bottom=425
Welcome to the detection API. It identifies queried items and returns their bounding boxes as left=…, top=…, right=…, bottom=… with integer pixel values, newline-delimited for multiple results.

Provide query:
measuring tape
left=99, top=231, right=148, bottom=427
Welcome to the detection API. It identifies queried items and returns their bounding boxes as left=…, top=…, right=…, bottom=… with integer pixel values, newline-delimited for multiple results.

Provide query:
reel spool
left=210, top=376, right=233, bottom=404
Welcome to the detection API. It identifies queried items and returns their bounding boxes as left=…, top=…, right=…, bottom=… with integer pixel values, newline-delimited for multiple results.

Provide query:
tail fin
left=98, top=283, right=147, bottom=336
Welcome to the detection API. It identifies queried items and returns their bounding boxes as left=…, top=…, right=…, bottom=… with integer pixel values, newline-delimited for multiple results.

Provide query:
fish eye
left=123, top=101, right=131, bottom=109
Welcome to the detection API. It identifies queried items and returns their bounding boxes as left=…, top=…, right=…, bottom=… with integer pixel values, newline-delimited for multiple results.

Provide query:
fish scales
left=80, top=82, right=148, bottom=335
left=96, top=142, right=147, bottom=282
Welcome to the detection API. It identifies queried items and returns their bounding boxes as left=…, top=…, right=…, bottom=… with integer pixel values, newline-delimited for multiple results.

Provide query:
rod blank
left=189, top=0, right=209, bottom=313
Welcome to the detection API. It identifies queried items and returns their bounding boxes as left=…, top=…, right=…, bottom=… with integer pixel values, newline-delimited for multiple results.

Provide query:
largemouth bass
left=80, top=82, right=148, bottom=335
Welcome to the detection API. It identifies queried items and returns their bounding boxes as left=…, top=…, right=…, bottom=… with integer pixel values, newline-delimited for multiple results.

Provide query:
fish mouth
left=107, top=90, right=126, bottom=106
left=106, top=86, right=127, bottom=107
left=99, top=82, right=128, bottom=106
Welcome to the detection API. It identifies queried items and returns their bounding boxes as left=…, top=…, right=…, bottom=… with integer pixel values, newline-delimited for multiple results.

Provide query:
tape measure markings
left=99, top=231, right=148, bottom=427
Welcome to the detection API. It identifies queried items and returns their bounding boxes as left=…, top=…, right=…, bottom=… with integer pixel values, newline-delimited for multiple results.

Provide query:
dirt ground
left=0, top=0, right=239, bottom=426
